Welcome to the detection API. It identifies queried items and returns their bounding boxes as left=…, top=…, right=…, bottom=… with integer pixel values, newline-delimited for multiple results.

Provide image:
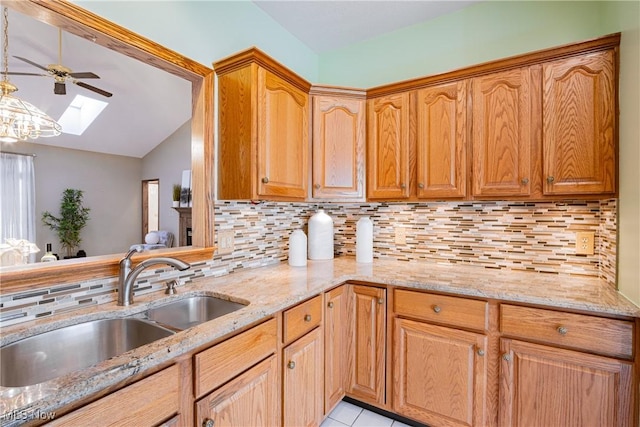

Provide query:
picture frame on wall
left=180, top=169, right=191, bottom=207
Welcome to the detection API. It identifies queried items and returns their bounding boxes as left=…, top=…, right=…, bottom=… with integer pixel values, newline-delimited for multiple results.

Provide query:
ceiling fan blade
left=74, top=80, right=113, bottom=98
left=54, top=82, right=66, bottom=95
left=7, top=72, right=49, bottom=77
left=13, top=56, right=49, bottom=72
left=69, top=72, right=100, bottom=79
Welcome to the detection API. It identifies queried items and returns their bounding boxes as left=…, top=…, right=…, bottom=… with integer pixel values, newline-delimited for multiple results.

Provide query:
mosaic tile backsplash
left=0, top=199, right=617, bottom=326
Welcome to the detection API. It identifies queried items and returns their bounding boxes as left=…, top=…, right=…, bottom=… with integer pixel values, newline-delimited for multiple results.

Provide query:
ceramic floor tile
left=328, top=401, right=363, bottom=426
left=352, top=409, right=394, bottom=427
left=320, top=417, right=350, bottom=427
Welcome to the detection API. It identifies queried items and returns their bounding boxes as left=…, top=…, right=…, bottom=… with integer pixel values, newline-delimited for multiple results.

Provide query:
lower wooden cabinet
left=324, top=285, right=350, bottom=415
left=348, top=285, right=386, bottom=406
left=499, top=338, right=634, bottom=427
left=196, top=355, right=280, bottom=427
left=283, top=327, right=324, bottom=427
left=50, top=365, right=181, bottom=426
left=393, top=317, right=488, bottom=427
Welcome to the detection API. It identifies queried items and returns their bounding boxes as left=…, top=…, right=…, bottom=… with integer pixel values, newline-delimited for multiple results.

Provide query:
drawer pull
left=203, top=419, right=215, bottom=427
left=261, top=177, right=269, bottom=184
left=327, top=301, right=334, bottom=308
left=377, top=298, right=384, bottom=305
left=477, top=349, right=485, bottom=357
left=502, top=354, right=511, bottom=362
left=304, top=314, right=312, bottom=322
left=432, top=305, right=441, bottom=313
left=314, top=184, right=321, bottom=189
left=557, top=326, right=568, bottom=335
left=287, top=361, right=296, bottom=370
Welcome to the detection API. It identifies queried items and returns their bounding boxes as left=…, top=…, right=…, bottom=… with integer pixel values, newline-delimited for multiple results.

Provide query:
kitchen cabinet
left=311, top=86, right=366, bottom=201
left=50, top=364, right=182, bottom=426
left=416, top=80, right=468, bottom=199
left=367, top=92, right=413, bottom=200
left=282, top=296, right=324, bottom=426
left=215, top=48, right=310, bottom=201
left=392, top=289, right=489, bottom=426
left=542, top=50, right=616, bottom=196
left=196, top=356, right=280, bottom=427
left=324, top=285, right=351, bottom=415
left=348, top=285, right=386, bottom=406
left=471, top=67, right=534, bottom=198
left=499, top=304, right=634, bottom=426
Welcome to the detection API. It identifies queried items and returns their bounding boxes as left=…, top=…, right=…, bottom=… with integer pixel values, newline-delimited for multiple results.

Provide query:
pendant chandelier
left=0, top=7, right=61, bottom=143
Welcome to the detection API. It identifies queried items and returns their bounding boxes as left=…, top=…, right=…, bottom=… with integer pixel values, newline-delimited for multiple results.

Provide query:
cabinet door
left=367, top=93, right=412, bottom=199
left=324, top=285, right=351, bottom=415
left=283, top=327, right=324, bottom=427
left=348, top=285, right=386, bottom=406
left=416, top=80, right=467, bottom=199
left=472, top=67, right=532, bottom=197
left=542, top=50, right=616, bottom=195
left=196, top=355, right=280, bottom=427
left=257, top=68, right=309, bottom=199
left=499, top=339, right=633, bottom=427
left=393, top=318, right=487, bottom=427
left=312, top=95, right=366, bottom=200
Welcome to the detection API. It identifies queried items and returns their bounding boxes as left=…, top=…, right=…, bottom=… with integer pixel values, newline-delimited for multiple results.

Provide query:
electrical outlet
left=575, top=231, right=595, bottom=255
left=395, top=227, right=406, bottom=245
left=218, top=229, right=235, bottom=255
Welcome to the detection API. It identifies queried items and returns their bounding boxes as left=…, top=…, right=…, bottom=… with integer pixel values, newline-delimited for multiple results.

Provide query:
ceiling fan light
left=0, top=90, right=62, bottom=142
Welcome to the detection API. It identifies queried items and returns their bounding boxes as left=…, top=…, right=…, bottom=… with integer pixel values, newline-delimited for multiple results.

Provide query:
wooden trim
left=367, top=33, right=621, bottom=98
left=213, top=46, right=311, bottom=93
left=309, top=85, right=366, bottom=98
left=0, top=0, right=216, bottom=293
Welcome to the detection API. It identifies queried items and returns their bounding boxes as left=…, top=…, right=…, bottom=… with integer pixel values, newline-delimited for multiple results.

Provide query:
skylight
left=57, top=94, right=108, bottom=136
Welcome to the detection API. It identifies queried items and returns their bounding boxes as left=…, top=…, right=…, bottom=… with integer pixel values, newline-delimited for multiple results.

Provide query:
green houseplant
left=172, top=184, right=181, bottom=207
left=42, top=189, right=91, bottom=258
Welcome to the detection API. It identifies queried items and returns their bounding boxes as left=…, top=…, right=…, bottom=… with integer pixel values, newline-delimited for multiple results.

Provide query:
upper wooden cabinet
left=471, top=67, right=534, bottom=198
left=311, top=87, right=366, bottom=200
left=367, top=92, right=413, bottom=200
left=542, top=50, right=616, bottom=195
left=215, top=48, right=310, bottom=201
left=416, top=81, right=468, bottom=199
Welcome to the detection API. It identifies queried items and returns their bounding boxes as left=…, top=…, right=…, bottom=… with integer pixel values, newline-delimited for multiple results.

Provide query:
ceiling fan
left=8, top=28, right=112, bottom=98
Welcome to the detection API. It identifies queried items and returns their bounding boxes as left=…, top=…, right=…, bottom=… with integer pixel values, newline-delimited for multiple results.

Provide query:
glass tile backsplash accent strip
left=0, top=199, right=616, bottom=327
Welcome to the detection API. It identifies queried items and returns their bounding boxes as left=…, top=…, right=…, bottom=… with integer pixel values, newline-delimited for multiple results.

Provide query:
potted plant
left=42, top=189, right=91, bottom=259
left=172, top=184, right=181, bottom=207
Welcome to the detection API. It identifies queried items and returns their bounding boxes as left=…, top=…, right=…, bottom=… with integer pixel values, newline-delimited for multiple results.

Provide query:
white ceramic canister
left=356, top=216, right=373, bottom=263
left=288, top=229, right=307, bottom=267
left=308, top=209, right=334, bottom=260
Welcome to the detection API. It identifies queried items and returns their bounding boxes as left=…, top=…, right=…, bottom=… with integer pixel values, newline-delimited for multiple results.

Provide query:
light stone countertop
left=1, top=256, right=638, bottom=424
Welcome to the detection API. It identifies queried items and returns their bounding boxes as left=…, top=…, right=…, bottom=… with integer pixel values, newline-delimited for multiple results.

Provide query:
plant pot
left=172, top=201, right=180, bottom=207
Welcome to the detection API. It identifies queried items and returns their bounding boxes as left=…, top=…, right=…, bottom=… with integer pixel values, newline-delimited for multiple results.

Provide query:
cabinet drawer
left=394, top=289, right=488, bottom=331
left=500, top=304, right=634, bottom=359
left=283, top=295, right=323, bottom=345
left=195, top=318, right=277, bottom=398
left=51, top=365, right=180, bottom=426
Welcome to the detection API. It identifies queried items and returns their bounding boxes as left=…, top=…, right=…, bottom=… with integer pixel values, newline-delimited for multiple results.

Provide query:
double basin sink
left=0, top=296, right=247, bottom=388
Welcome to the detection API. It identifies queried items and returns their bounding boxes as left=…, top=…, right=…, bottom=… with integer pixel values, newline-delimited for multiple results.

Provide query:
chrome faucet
left=117, top=245, right=190, bottom=306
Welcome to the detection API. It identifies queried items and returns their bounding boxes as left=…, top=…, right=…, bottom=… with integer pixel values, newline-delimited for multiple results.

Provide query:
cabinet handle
left=287, top=360, right=296, bottom=369
left=314, top=184, right=321, bottom=189
left=203, top=419, right=215, bottom=427
left=502, top=353, right=511, bottom=362
left=304, top=314, right=312, bottom=322
left=557, top=326, right=568, bottom=335
left=521, top=178, right=529, bottom=185
left=400, top=183, right=406, bottom=189
left=477, top=349, right=485, bottom=357
left=547, top=176, right=555, bottom=184
left=377, top=298, right=384, bottom=305
left=432, top=305, right=441, bottom=313
left=327, top=301, right=334, bottom=308
left=417, top=183, right=424, bottom=189
left=261, top=177, right=269, bottom=184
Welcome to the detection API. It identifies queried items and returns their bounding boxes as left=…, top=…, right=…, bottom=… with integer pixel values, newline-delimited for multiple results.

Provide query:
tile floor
left=321, top=400, right=413, bottom=427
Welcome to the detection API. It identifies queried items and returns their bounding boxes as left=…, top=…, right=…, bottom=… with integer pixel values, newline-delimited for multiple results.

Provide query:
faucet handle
left=165, top=280, right=179, bottom=295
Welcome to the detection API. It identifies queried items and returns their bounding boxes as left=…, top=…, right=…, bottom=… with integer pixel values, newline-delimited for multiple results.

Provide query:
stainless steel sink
left=0, top=318, right=174, bottom=387
left=146, top=296, right=247, bottom=331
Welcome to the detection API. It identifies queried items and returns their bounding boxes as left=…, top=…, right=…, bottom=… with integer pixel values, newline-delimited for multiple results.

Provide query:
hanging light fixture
left=0, top=7, right=61, bottom=143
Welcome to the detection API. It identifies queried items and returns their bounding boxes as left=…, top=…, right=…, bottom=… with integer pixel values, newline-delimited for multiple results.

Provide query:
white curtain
left=1, top=153, right=37, bottom=259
